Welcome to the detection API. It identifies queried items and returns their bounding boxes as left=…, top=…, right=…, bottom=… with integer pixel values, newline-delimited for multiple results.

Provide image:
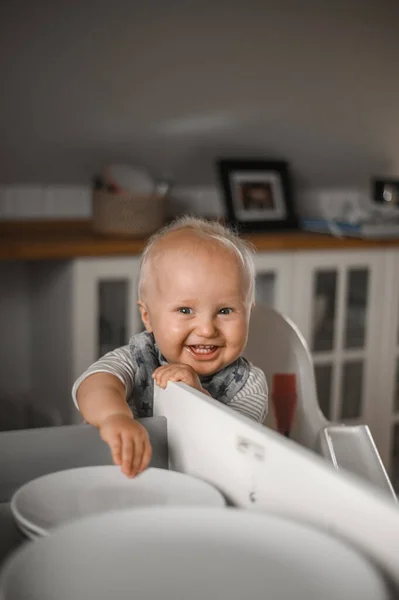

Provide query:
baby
left=72, top=216, right=268, bottom=478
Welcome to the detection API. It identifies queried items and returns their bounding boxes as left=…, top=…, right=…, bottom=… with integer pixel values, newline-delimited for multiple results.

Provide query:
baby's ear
left=137, top=300, right=153, bottom=333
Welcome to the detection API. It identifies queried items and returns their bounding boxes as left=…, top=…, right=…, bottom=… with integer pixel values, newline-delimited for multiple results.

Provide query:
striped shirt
left=72, top=346, right=268, bottom=423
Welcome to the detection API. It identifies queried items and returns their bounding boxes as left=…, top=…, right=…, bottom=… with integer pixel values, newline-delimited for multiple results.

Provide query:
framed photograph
left=217, top=159, right=298, bottom=232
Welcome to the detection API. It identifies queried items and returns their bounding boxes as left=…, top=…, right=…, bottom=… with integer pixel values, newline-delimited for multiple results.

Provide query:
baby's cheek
left=155, top=330, right=185, bottom=362
left=227, top=319, right=247, bottom=340
left=170, top=324, right=186, bottom=336
left=231, top=324, right=249, bottom=355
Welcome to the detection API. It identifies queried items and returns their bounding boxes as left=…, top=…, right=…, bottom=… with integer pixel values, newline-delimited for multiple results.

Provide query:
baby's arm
left=72, top=346, right=135, bottom=413
left=226, top=364, right=268, bottom=423
left=73, top=347, right=152, bottom=478
left=77, top=372, right=132, bottom=426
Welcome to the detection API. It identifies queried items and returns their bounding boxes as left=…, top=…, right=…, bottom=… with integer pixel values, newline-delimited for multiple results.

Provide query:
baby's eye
left=178, top=307, right=193, bottom=315
left=219, top=307, right=233, bottom=315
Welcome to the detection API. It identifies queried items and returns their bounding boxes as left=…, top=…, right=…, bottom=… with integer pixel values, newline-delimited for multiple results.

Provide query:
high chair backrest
left=243, top=304, right=396, bottom=499
left=244, top=303, right=327, bottom=451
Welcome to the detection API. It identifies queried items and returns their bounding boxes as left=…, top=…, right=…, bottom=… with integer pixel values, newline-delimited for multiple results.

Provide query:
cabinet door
left=71, top=258, right=142, bottom=381
left=291, top=250, right=386, bottom=449
left=253, top=252, right=294, bottom=318
left=377, top=250, right=399, bottom=487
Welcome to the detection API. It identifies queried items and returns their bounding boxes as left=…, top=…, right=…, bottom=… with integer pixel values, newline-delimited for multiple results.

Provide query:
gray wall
left=1, top=0, right=399, bottom=188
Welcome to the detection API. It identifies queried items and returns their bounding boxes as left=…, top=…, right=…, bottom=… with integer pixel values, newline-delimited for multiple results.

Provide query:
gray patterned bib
left=129, top=331, right=250, bottom=418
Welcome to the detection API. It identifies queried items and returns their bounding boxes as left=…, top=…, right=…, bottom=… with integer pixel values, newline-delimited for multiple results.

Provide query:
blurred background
left=1, top=0, right=399, bottom=486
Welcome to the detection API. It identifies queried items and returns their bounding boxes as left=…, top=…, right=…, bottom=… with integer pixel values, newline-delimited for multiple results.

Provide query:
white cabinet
left=253, top=252, right=294, bottom=318
left=289, top=250, right=387, bottom=456
left=70, top=257, right=142, bottom=372
left=30, top=257, right=142, bottom=424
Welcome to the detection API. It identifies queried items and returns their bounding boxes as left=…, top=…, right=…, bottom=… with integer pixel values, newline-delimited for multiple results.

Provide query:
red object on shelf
left=271, top=373, right=297, bottom=438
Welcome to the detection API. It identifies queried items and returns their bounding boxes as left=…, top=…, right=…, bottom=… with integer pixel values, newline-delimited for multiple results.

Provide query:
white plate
left=11, top=466, right=225, bottom=537
left=0, top=507, right=389, bottom=600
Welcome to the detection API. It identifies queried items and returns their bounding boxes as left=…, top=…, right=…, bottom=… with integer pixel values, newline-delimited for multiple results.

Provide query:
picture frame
left=216, top=159, right=298, bottom=232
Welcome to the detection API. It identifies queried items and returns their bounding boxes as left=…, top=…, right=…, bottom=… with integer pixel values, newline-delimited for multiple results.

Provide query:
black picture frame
left=216, top=159, right=298, bottom=233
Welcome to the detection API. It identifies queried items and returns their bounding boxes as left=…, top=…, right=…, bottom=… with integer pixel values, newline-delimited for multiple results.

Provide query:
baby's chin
left=184, top=355, right=239, bottom=378
left=193, top=365, right=220, bottom=377
left=182, top=360, right=218, bottom=377
left=174, top=354, right=219, bottom=377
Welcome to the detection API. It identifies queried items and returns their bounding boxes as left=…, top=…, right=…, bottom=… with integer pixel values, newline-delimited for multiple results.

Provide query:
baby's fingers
left=102, top=432, right=122, bottom=466
left=152, top=368, right=171, bottom=389
left=121, top=435, right=135, bottom=478
left=131, top=437, right=144, bottom=477
left=153, top=366, right=191, bottom=387
left=138, top=438, right=153, bottom=474
left=163, top=371, right=194, bottom=388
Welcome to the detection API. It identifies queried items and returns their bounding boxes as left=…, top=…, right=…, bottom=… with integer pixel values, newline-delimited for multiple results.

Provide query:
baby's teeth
left=191, top=345, right=216, bottom=353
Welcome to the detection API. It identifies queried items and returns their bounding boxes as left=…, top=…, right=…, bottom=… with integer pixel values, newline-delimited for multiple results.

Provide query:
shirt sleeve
left=225, top=364, right=268, bottom=423
left=71, top=345, right=136, bottom=410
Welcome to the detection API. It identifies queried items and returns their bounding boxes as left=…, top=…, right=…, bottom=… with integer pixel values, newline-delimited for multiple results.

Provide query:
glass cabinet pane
left=98, top=280, right=128, bottom=358
left=344, top=268, right=369, bottom=349
left=340, top=361, right=364, bottom=420
left=312, top=271, right=337, bottom=352
left=255, top=272, right=276, bottom=307
left=315, top=364, right=333, bottom=419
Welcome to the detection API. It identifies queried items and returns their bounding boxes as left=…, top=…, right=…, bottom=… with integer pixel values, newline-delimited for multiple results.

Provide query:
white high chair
left=243, top=304, right=396, bottom=499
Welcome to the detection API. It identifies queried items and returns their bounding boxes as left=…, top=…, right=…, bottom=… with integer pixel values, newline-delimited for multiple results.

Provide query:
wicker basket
left=92, top=191, right=166, bottom=237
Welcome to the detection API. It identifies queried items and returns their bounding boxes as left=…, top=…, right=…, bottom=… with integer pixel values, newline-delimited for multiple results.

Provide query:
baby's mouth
left=186, top=344, right=219, bottom=356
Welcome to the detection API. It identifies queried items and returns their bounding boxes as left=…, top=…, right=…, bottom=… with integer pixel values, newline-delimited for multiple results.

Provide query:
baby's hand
left=153, top=363, right=204, bottom=393
left=99, top=414, right=152, bottom=478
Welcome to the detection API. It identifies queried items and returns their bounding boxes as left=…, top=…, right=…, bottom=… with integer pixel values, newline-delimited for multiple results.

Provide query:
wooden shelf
left=1, top=219, right=399, bottom=260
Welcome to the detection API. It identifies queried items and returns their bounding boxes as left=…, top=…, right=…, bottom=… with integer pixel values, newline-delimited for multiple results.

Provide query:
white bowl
left=11, top=466, right=225, bottom=537
left=0, top=507, right=390, bottom=600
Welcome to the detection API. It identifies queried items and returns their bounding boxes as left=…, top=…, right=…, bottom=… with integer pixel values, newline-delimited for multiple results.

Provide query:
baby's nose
left=195, top=316, right=218, bottom=337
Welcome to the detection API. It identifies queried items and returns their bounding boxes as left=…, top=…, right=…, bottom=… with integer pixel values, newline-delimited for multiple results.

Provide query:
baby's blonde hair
left=138, top=215, right=256, bottom=304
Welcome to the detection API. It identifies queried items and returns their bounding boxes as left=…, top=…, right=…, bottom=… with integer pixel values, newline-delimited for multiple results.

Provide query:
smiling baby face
left=138, top=229, right=253, bottom=376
